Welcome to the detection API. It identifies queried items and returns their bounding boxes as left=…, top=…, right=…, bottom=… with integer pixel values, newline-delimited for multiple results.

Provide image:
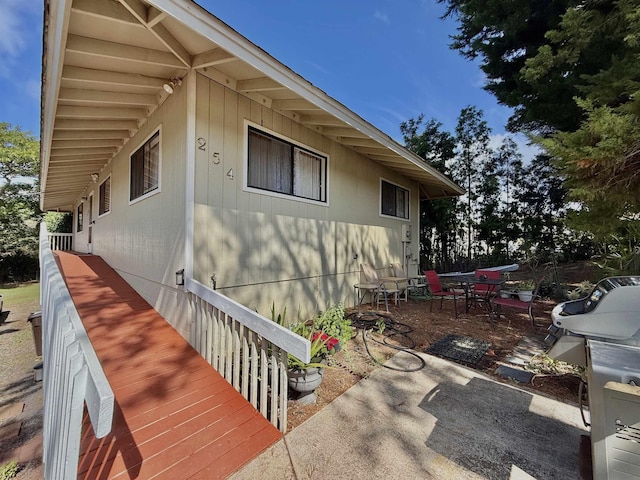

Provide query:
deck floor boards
left=54, top=251, right=281, bottom=479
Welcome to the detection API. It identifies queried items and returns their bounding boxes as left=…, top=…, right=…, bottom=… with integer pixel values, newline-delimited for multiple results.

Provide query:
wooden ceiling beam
left=53, top=129, right=131, bottom=140
left=300, top=114, right=347, bottom=126
left=321, top=127, right=369, bottom=138
left=50, top=147, right=118, bottom=156
left=237, top=77, right=285, bottom=92
left=353, top=147, right=400, bottom=157
left=58, top=88, right=157, bottom=106
left=54, top=119, right=139, bottom=130
left=66, top=34, right=186, bottom=69
left=192, top=48, right=236, bottom=69
left=52, top=139, right=123, bottom=148
left=340, top=137, right=380, bottom=147
left=271, top=99, right=320, bottom=111
left=62, top=66, right=166, bottom=89
left=147, top=7, right=166, bottom=27
left=117, top=0, right=191, bottom=68
left=49, top=153, right=111, bottom=162
left=71, top=0, right=140, bottom=26
left=56, top=105, right=147, bottom=120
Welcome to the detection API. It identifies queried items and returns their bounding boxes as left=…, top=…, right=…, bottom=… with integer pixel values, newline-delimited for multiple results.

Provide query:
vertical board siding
left=73, top=84, right=188, bottom=336
left=193, top=72, right=420, bottom=320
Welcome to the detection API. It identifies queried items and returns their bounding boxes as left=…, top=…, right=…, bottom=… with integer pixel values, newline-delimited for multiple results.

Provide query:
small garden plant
left=269, top=302, right=353, bottom=370
left=0, top=461, right=19, bottom=480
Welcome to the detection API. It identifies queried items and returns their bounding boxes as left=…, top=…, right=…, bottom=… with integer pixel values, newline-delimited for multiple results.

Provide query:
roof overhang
left=40, top=0, right=463, bottom=211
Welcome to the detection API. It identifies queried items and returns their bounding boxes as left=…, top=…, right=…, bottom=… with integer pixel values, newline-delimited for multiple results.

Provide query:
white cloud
left=373, top=10, right=389, bottom=23
left=470, top=71, right=487, bottom=89
left=0, top=0, right=28, bottom=56
left=24, top=78, right=41, bottom=101
left=0, top=0, right=38, bottom=78
left=305, top=60, right=330, bottom=76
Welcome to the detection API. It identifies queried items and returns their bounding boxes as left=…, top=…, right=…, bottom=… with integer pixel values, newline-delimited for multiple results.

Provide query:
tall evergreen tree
left=452, top=106, right=492, bottom=261
left=400, top=115, right=458, bottom=270
left=438, top=0, right=579, bottom=133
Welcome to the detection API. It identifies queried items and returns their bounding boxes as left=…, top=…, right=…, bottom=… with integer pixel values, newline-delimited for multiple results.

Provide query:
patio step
left=496, top=335, right=547, bottom=384
left=504, top=335, right=546, bottom=366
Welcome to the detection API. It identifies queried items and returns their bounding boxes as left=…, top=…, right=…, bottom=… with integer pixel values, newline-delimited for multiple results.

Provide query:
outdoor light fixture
left=91, top=173, right=99, bottom=183
left=175, top=268, right=185, bottom=286
left=163, top=77, right=183, bottom=94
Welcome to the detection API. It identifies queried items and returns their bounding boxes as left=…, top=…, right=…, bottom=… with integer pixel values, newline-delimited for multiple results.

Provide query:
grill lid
left=552, top=276, right=640, bottom=342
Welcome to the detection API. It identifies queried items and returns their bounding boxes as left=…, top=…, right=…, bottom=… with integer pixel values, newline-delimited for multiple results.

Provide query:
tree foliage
left=438, top=0, right=580, bottom=133
left=439, top=0, right=640, bottom=271
left=400, top=116, right=459, bottom=270
left=0, top=123, right=40, bottom=281
left=402, top=109, right=573, bottom=270
left=452, top=106, right=492, bottom=259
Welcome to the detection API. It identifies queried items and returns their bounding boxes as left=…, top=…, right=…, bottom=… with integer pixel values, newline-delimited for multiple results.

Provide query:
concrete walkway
left=230, top=352, right=587, bottom=480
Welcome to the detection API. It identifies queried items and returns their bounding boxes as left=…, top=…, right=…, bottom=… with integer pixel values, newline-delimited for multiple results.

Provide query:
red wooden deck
left=53, top=251, right=281, bottom=479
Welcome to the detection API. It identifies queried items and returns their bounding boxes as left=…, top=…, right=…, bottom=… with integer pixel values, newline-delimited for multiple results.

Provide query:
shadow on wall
left=193, top=204, right=405, bottom=320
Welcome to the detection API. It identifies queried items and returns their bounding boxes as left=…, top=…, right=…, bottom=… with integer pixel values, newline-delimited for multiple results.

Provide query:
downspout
left=185, top=70, right=196, bottom=289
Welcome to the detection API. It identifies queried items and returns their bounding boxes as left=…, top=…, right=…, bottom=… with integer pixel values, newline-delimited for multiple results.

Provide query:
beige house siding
left=72, top=86, right=190, bottom=337
left=193, top=73, right=420, bottom=319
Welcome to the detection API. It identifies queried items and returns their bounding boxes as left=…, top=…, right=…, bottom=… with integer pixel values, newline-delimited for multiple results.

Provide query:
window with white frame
left=380, top=179, right=409, bottom=219
left=247, top=126, right=327, bottom=203
left=130, top=131, right=160, bottom=202
left=77, top=202, right=83, bottom=232
left=99, top=176, right=111, bottom=216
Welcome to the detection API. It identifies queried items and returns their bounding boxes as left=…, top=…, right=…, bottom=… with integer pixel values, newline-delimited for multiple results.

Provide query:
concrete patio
left=230, top=351, right=587, bottom=479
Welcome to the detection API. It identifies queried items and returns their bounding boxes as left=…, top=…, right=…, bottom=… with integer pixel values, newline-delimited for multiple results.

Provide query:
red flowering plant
left=269, top=302, right=350, bottom=371
left=287, top=324, right=340, bottom=370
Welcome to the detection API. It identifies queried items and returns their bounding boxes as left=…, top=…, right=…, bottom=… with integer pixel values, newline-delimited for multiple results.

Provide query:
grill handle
left=579, top=379, right=590, bottom=428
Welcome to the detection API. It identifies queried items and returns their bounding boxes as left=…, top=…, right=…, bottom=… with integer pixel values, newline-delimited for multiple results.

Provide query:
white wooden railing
left=39, top=223, right=114, bottom=480
left=47, top=232, right=73, bottom=251
left=187, top=278, right=310, bottom=432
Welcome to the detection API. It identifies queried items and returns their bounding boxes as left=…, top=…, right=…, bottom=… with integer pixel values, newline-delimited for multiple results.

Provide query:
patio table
left=457, top=278, right=505, bottom=314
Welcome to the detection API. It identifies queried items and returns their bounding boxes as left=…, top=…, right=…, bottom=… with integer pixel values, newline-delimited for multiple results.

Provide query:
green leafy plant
left=567, top=281, right=594, bottom=300
left=270, top=302, right=287, bottom=326
left=516, top=279, right=536, bottom=291
left=375, top=318, right=386, bottom=335
left=287, top=322, right=338, bottom=370
left=312, top=303, right=352, bottom=347
left=268, top=302, right=351, bottom=370
left=0, top=461, right=19, bottom=480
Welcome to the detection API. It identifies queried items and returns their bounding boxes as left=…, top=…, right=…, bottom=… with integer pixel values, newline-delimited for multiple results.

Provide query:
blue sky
left=0, top=0, right=536, bottom=157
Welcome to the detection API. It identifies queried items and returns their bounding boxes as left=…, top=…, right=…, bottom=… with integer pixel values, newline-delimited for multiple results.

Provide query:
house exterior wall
left=72, top=86, right=190, bottom=337
left=193, top=73, right=420, bottom=320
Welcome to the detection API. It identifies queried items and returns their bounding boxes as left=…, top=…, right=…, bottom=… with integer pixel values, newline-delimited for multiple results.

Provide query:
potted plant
left=287, top=322, right=340, bottom=405
left=516, top=280, right=536, bottom=302
left=269, top=302, right=349, bottom=404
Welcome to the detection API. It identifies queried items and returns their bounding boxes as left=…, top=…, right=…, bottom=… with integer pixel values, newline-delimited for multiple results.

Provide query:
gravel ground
left=0, top=283, right=44, bottom=480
